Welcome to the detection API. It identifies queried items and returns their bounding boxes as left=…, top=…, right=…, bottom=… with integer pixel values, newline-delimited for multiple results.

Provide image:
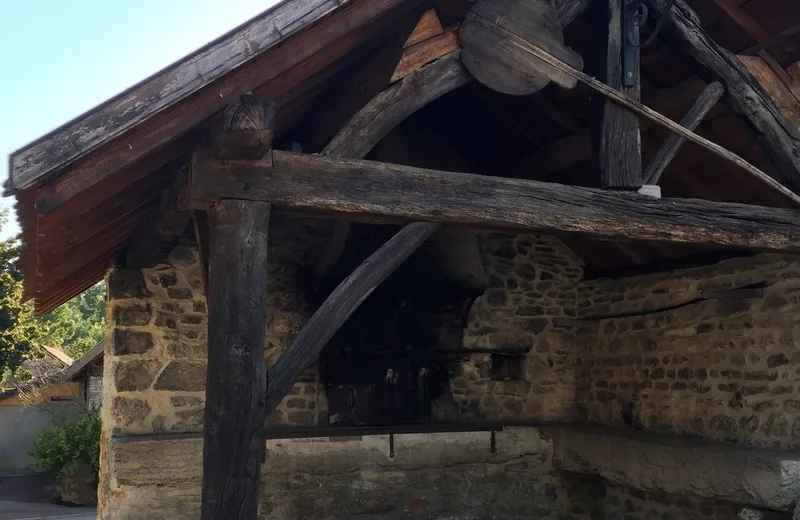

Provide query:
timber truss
left=111, top=0, right=800, bottom=518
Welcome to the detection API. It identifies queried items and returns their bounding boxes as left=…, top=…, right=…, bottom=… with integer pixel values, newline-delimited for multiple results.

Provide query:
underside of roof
left=6, top=0, right=800, bottom=314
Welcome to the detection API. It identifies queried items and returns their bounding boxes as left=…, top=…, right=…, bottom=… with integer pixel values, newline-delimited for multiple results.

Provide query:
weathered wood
left=325, top=51, right=471, bottom=159
left=8, top=0, right=428, bottom=193
left=192, top=150, right=800, bottom=252
left=265, top=222, right=439, bottom=413
left=644, top=81, right=725, bottom=184
left=202, top=199, right=270, bottom=520
left=124, top=166, right=192, bottom=268
left=404, top=9, right=444, bottom=47
left=650, top=0, right=800, bottom=192
left=211, top=96, right=276, bottom=161
left=510, top=76, right=706, bottom=178
left=738, top=56, right=800, bottom=128
left=460, top=0, right=582, bottom=95
left=391, top=29, right=459, bottom=82
left=20, top=0, right=419, bottom=210
left=592, top=0, right=642, bottom=188
left=503, top=29, right=800, bottom=204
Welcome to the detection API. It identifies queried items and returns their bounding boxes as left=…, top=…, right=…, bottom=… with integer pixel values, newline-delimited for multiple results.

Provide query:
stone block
left=112, top=329, right=154, bottom=356
left=153, top=361, right=206, bottom=391
left=111, top=397, right=152, bottom=427
left=108, top=269, right=152, bottom=299
left=114, top=360, right=161, bottom=392
left=552, top=425, right=800, bottom=512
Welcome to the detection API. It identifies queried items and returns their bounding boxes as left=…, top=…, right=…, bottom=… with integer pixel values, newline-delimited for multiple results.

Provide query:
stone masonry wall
left=98, top=214, right=800, bottom=518
left=455, top=233, right=584, bottom=422
left=574, top=255, right=800, bottom=450
left=98, top=225, right=596, bottom=519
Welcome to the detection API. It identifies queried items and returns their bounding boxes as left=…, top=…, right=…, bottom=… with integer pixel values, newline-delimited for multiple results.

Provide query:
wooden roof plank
left=7, top=0, right=355, bottom=192
left=30, top=0, right=415, bottom=214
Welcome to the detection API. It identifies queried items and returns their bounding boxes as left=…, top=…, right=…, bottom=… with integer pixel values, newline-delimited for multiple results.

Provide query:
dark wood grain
left=644, top=81, right=724, bottom=184
left=192, top=150, right=800, bottom=252
left=510, top=76, right=706, bottom=178
left=650, top=0, right=800, bottom=192
left=202, top=199, right=271, bottom=520
left=460, top=0, right=581, bottom=95
left=324, top=51, right=471, bottom=159
left=592, top=0, right=642, bottom=189
left=212, top=96, right=276, bottom=161
left=265, top=221, right=439, bottom=413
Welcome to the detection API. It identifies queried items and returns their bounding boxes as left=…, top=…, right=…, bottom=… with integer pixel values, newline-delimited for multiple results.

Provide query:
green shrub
left=28, top=409, right=101, bottom=484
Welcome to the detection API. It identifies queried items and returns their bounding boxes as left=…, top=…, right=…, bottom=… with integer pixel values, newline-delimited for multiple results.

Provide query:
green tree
left=0, top=210, right=106, bottom=384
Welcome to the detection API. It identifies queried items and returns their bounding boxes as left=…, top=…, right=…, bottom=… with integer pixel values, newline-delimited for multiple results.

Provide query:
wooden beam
left=738, top=56, right=800, bottom=128
left=199, top=95, right=276, bottom=520
left=202, top=199, right=270, bottom=520
left=191, top=150, right=800, bottom=252
left=502, top=28, right=800, bottom=204
left=211, top=96, right=276, bottom=161
left=644, top=81, right=725, bottom=184
left=592, top=0, right=642, bottom=188
left=509, top=76, right=707, bottom=178
left=650, top=0, right=800, bottom=192
left=324, top=51, right=471, bottom=159
left=265, top=222, right=439, bottom=413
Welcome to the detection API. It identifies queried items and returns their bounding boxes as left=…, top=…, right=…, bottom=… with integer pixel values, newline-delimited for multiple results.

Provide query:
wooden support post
left=644, top=81, right=724, bottom=184
left=592, top=0, right=642, bottom=189
left=202, top=200, right=270, bottom=520
left=199, top=94, right=275, bottom=520
left=266, top=222, right=439, bottom=413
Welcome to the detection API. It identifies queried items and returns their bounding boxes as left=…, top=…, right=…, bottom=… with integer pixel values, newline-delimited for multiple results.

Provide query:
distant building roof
left=41, top=346, right=74, bottom=366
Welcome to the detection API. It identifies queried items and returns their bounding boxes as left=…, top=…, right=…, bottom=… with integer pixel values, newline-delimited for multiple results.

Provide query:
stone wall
left=98, top=214, right=800, bottom=518
left=455, top=233, right=583, bottom=421
left=98, top=224, right=595, bottom=519
left=574, top=255, right=800, bottom=450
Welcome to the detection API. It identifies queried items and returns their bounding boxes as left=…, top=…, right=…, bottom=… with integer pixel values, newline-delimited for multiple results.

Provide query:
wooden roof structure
left=5, top=0, right=800, bottom=316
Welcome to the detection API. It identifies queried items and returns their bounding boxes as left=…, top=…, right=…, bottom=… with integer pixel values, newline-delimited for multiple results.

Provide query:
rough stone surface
left=98, top=222, right=800, bottom=519
left=107, top=428, right=586, bottom=519
left=553, top=425, right=800, bottom=512
left=575, top=255, right=800, bottom=451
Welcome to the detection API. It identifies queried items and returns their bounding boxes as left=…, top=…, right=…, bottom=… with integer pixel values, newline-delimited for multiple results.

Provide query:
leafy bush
left=28, top=409, right=101, bottom=484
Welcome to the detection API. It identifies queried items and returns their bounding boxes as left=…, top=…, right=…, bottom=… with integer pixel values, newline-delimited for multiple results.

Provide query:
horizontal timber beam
left=191, top=151, right=800, bottom=252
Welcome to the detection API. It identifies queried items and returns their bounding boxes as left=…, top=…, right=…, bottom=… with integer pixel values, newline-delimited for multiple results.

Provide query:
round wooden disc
left=460, top=0, right=575, bottom=96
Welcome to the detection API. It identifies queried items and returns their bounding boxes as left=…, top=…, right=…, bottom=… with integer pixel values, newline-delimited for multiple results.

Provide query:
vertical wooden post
left=199, top=94, right=275, bottom=520
left=592, top=0, right=643, bottom=189
left=202, top=199, right=271, bottom=519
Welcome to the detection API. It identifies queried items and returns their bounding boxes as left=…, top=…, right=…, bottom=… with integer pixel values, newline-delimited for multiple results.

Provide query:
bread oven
left=315, top=224, right=487, bottom=426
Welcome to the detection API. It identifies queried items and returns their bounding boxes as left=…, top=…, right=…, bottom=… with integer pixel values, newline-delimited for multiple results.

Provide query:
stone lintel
left=550, top=425, right=800, bottom=512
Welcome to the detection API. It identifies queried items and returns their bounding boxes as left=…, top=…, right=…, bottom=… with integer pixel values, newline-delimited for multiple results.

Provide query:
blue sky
left=0, top=0, right=278, bottom=239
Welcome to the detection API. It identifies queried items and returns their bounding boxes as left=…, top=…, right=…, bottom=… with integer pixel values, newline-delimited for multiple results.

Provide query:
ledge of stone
left=549, top=425, right=800, bottom=512
left=109, top=427, right=552, bottom=486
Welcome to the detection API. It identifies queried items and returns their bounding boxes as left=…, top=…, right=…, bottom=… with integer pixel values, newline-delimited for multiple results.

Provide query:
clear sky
left=0, top=0, right=278, bottom=239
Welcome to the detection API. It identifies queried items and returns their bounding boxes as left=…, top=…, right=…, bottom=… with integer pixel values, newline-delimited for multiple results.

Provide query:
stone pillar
left=98, top=241, right=208, bottom=520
